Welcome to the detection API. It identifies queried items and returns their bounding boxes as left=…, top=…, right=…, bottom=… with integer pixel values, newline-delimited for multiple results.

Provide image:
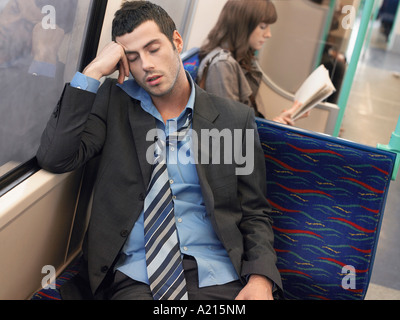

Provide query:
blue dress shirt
left=70, top=72, right=239, bottom=288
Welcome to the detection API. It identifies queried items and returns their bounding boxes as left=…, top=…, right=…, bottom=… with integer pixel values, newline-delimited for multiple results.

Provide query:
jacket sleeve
left=237, top=108, right=283, bottom=293
left=36, top=79, right=114, bottom=173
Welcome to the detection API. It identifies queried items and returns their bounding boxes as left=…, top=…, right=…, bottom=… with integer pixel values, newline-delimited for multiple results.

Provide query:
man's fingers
left=117, top=57, right=131, bottom=84
left=120, top=52, right=130, bottom=78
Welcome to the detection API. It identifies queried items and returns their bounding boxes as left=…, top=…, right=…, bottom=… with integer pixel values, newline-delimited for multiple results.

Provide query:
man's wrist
left=70, top=72, right=101, bottom=94
left=248, top=274, right=275, bottom=292
left=83, top=63, right=104, bottom=81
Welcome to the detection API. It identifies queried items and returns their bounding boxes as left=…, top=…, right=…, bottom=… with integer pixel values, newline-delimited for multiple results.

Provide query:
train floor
left=340, top=23, right=400, bottom=300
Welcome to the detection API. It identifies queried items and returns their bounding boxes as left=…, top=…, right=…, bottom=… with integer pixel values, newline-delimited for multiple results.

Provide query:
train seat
left=181, top=47, right=200, bottom=82
left=257, top=118, right=396, bottom=300
left=32, top=118, right=396, bottom=300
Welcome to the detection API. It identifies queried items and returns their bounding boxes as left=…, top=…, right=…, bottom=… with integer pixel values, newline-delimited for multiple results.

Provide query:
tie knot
left=153, top=113, right=192, bottom=164
left=167, top=113, right=192, bottom=144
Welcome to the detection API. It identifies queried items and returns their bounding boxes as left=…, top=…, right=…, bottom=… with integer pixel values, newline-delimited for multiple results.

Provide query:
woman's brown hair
left=199, top=0, right=277, bottom=72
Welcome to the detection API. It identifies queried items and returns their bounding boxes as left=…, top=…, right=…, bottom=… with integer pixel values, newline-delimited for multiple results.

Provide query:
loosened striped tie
left=144, top=113, right=192, bottom=300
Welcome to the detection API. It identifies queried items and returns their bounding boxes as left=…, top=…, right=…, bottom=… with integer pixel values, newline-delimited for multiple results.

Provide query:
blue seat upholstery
left=181, top=47, right=200, bottom=81
left=256, top=118, right=396, bottom=300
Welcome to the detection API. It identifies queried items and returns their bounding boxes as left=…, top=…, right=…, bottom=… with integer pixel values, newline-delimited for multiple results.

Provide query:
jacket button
left=138, top=193, right=145, bottom=201
left=101, top=266, right=109, bottom=273
left=120, top=230, right=129, bottom=238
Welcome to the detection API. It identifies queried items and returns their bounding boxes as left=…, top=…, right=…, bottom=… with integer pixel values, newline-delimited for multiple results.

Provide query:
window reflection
left=0, top=0, right=90, bottom=174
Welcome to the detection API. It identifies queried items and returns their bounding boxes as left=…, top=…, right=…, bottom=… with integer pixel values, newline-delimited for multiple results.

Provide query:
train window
left=0, top=0, right=107, bottom=195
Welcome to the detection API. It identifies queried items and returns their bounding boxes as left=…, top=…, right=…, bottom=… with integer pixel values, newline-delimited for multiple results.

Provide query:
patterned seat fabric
left=257, top=118, right=395, bottom=300
left=182, top=48, right=200, bottom=82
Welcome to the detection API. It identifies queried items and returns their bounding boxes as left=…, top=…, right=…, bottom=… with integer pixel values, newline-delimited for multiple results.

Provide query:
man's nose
left=141, top=53, right=155, bottom=71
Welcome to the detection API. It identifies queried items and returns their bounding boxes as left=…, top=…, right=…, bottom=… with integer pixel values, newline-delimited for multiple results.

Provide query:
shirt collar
left=117, top=71, right=196, bottom=125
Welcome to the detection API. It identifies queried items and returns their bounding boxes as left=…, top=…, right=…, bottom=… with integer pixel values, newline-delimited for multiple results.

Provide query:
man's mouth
left=146, top=75, right=162, bottom=85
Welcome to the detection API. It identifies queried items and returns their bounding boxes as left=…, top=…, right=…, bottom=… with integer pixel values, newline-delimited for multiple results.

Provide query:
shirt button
left=183, top=246, right=188, bottom=251
left=169, top=179, right=174, bottom=185
left=177, top=218, right=183, bottom=223
left=172, top=195, right=177, bottom=200
left=170, top=147, right=175, bottom=152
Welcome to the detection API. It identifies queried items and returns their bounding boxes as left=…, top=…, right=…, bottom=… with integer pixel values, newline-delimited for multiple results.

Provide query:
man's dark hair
left=112, top=1, right=177, bottom=43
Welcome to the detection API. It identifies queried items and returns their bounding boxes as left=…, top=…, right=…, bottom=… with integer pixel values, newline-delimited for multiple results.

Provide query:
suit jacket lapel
left=128, top=100, right=156, bottom=188
left=193, top=85, right=220, bottom=126
left=193, top=86, right=220, bottom=217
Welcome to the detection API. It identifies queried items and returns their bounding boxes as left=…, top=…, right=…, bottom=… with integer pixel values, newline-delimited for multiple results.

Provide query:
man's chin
left=144, top=84, right=174, bottom=98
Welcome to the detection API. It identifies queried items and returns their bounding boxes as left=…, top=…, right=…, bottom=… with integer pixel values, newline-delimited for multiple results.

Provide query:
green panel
left=333, top=0, right=375, bottom=137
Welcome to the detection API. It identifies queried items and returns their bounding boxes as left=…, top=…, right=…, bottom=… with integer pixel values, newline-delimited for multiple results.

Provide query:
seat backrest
left=181, top=47, right=200, bottom=81
left=256, top=118, right=396, bottom=300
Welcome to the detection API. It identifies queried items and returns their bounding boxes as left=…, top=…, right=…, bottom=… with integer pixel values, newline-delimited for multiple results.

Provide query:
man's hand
left=83, top=41, right=130, bottom=84
left=235, top=275, right=274, bottom=300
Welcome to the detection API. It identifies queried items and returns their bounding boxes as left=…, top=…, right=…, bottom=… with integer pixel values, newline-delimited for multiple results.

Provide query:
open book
left=292, top=64, right=336, bottom=120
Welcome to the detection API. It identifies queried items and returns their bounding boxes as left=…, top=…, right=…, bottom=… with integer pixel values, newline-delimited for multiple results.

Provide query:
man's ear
left=172, top=30, right=184, bottom=53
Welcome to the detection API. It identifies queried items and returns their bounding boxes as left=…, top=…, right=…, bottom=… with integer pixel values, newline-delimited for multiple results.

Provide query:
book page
left=292, top=65, right=336, bottom=120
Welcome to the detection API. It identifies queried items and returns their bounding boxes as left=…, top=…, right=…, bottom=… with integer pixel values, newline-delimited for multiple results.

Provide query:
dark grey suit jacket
left=36, top=78, right=282, bottom=298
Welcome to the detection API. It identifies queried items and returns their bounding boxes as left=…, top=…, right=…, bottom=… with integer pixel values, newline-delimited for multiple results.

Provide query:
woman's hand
left=273, top=101, right=308, bottom=126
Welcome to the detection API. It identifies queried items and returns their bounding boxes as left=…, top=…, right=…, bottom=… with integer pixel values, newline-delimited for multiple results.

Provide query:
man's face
left=116, top=20, right=183, bottom=98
